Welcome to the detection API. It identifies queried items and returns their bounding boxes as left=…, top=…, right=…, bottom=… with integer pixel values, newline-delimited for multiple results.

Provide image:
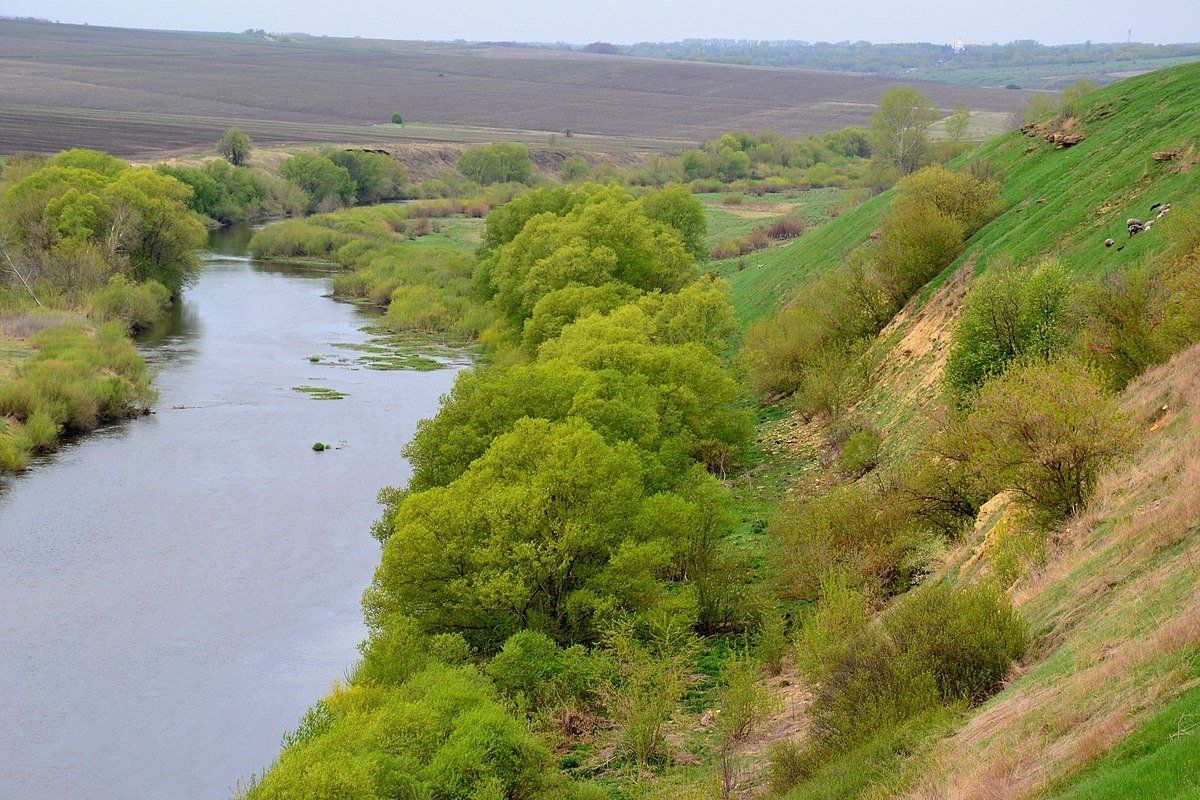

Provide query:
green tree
left=216, top=128, right=252, bottom=166
left=368, top=417, right=649, bottom=650
left=637, top=184, right=708, bottom=260
left=390, top=112, right=403, bottom=125
left=279, top=152, right=355, bottom=212
left=947, top=357, right=1134, bottom=522
left=945, top=260, right=1077, bottom=400
left=560, top=155, right=589, bottom=182
left=945, top=101, right=971, bottom=143
left=870, top=87, right=938, bottom=174
left=457, top=142, right=534, bottom=185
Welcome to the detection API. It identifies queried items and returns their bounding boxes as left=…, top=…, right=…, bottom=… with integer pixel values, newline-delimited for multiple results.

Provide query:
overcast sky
left=11, top=1, right=1200, bottom=45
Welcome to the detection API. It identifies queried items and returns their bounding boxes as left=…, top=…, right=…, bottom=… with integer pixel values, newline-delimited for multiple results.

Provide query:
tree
left=870, top=88, right=938, bottom=174
left=637, top=184, right=708, bottom=260
left=559, top=155, right=589, bottom=182
left=216, top=128, right=252, bottom=166
left=1023, top=94, right=1057, bottom=125
left=279, top=152, right=355, bottom=212
left=1059, top=79, right=1099, bottom=111
left=457, top=142, right=533, bottom=185
left=368, top=417, right=648, bottom=650
left=945, top=101, right=971, bottom=143
left=390, top=112, right=403, bottom=125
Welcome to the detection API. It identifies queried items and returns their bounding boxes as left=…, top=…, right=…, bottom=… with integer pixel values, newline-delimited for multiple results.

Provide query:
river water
left=0, top=227, right=460, bottom=799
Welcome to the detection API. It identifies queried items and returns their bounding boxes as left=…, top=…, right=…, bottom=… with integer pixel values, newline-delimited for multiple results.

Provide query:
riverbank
left=0, top=227, right=465, bottom=799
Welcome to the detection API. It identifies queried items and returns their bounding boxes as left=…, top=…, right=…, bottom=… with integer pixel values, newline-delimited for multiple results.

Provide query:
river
left=0, top=226, right=461, bottom=799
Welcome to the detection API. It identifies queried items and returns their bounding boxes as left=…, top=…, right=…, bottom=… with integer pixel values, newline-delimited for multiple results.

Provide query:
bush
left=837, top=426, right=882, bottom=476
left=88, top=275, right=171, bottom=330
left=771, top=483, right=927, bottom=602
left=805, top=583, right=1024, bottom=753
left=883, top=582, right=1027, bottom=702
left=945, top=259, right=1076, bottom=401
left=765, top=215, right=805, bottom=239
left=458, top=142, right=533, bottom=185
left=946, top=357, right=1134, bottom=522
left=217, top=128, right=251, bottom=165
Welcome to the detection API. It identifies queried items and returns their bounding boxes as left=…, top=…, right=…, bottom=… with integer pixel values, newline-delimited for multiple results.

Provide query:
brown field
left=0, top=20, right=1036, bottom=158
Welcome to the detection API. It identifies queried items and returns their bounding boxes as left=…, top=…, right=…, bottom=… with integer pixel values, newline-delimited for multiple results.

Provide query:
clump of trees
left=278, top=149, right=408, bottom=212
left=0, top=148, right=210, bottom=470
left=457, top=142, right=534, bottom=185
left=248, top=180, right=757, bottom=794
left=0, top=148, right=207, bottom=295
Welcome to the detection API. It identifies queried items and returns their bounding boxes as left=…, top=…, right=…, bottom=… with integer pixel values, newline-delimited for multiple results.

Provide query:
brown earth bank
left=0, top=20, right=1036, bottom=157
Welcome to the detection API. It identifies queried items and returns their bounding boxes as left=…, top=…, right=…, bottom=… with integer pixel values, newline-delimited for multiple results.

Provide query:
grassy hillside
left=728, top=60, right=1200, bottom=800
left=722, top=62, right=1200, bottom=327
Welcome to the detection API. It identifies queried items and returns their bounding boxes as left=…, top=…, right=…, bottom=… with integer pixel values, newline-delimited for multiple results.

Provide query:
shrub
left=217, top=128, right=251, bottom=165
left=805, top=583, right=1024, bottom=753
left=765, top=215, right=805, bottom=239
left=837, top=426, right=882, bottom=476
left=883, top=582, right=1027, bottom=702
left=88, top=275, right=171, bottom=330
left=945, top=259, right=1076, bottom=401
left=458, top=142, right=533, bottom=185
left=946, top=357, right=1134, bottom=522
left=709, top=239, right=742, bottom=260
left=717, top=649, right=778, bottom=742
left=771, top=483, right=928, bottom=602
left=560, top=156, right=589, bottom=182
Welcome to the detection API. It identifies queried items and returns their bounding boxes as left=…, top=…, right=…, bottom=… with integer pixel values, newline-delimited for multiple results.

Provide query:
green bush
left=458, top=142, right=533, bottom=185
left=804, top=583, right=1024, bottom=753
left=945, top=357, right=1134, bottom=522
left=945, top=259, right=1076, bottom=401
left=88, top=275, right=171, bottom=330
left=837, top=426, right=882, bottom=475
left=771, top=483, right=928, bottom=602
left=883, top=582, right=1027, bottom=702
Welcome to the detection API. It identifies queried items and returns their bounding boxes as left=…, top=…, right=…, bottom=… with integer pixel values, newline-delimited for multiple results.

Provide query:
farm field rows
left=0, top=20, right=1035, bottom=157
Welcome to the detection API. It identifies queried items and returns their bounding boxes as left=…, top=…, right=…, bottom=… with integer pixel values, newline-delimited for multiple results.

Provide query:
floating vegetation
left=292, top=385, right=348, bottom=400
left=329, top=328, right=475, bottom=372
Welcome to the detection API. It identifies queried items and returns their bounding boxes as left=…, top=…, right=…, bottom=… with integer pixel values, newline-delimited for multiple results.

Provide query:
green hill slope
left=722, top=61, right=1200, bottom=325
left=735, top=62, right=1200, bottom=800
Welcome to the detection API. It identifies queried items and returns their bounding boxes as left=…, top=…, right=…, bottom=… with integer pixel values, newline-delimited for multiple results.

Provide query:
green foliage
left=945, top=102, right=971, bottom=143
left=458, top=142, right=534, bottom=185
left=637, top=184, right=708, bottom=260
left=0, top=322, right=155, bottom=469
left=280, top=151, right=356, bottom=212
left=391, top=112, right=404, bottom=125
left=945, top=259, right=1077, bottom=400
left=158, top=160, right=303, bottom=224
left=771, top=483, right=930, bottom=603
left=943, top=357, right=1134, bottom=523
left=801, top=583, right=1024, bottom=754
left=560, top=155, right=590, bottom=182
left=602, top=618, right=699, bottom=765
left=837, top=426, right=882, bottom=476
left=871, top=88, right=938, bottom=174
left=716, top=648, right=779, bottom=742
left=484, top=184, right=696, bottom=326
left=741, top=166, right=999, bottom=400
left=217, top=128, right=252, bottom=166
left=1, top=152, right=206, bottom=295
left=249, top=665, right=559, bottom=800
left=88, top=275, right=171, bottom=330
left=883, top=582, right=1028, bottom=702
left=330, top=150, right=408, bottom=204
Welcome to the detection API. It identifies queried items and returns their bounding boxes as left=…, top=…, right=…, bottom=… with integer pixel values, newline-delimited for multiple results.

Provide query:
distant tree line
left=595, top=39, right=1200, bottom=82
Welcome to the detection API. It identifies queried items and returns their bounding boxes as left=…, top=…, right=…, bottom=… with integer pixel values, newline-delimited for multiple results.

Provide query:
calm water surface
left=0, top=227, right=460, bottom=799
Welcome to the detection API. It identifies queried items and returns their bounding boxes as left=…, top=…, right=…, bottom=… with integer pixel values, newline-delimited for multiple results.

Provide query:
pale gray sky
left=11, top=0, right=1200, bottom=45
